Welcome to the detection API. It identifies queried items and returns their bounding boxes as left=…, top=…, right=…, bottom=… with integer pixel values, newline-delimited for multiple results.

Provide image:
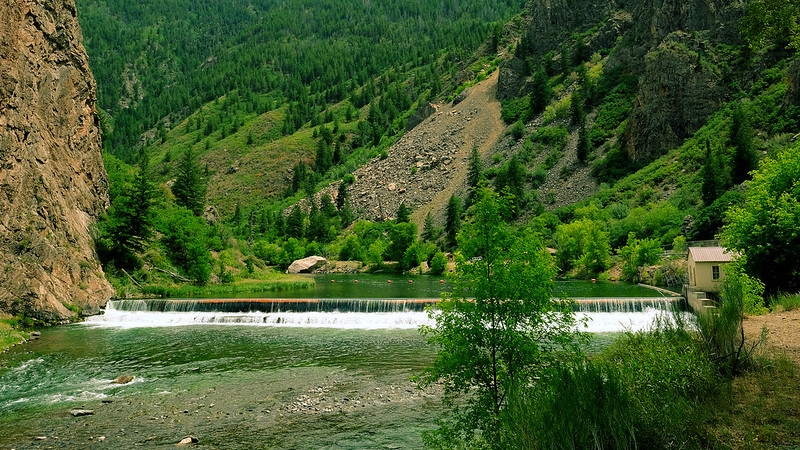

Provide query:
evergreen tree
left=495, top=155, right=525, bottom=208
left=445, top=195, right=462, bottom=250
left=701, top=140, right=724, bottom=206
left=570, top=87, right=585, bottom=126
left=730, top=104, right=756, bottom=184
left=286, top=206, right=305, bottom=239
left=577, top=124, right=589, bottom=163
left=422, top=211, right=436, bottom=242
left=102, top=151, right=156, bottom=269
left=466, top=145, right=482, bottom=206
left=397, top=202, right=411, bottom=223
left=291, top=161, right=308, bottom=194
left=173, top=147, right=206, bottom=216
left=336, top=181, right=349, bottom=210
left=530, top=67, right=552, bottom=116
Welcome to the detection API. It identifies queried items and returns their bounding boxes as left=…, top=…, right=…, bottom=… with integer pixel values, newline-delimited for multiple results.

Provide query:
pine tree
left=577, top=123, right=589, bottom=163
left=397, top=202, right=411, bottom=223
left=570, top=87, right=585, bottom=126
left=103, top=151, right=156, bottom=269
left=422, top=211, right=436, bottom=242
left=336, top=181, right=349, bottom=210
left=445, top=195, right=462, bottom=250
left=286, top=206, right=305, bottom=239
left=173, top=148, right=206, bottom=216
left=730, top=104, right=756, bottom=184
left=530, top=67, right=552, bottom=116
left=466, top=145, right=482, bottom=206
left=701, top=139, right=724, bottom=206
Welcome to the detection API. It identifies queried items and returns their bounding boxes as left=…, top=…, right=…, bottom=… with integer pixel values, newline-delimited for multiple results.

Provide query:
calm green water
left=213, top=274, right=666, bottom=299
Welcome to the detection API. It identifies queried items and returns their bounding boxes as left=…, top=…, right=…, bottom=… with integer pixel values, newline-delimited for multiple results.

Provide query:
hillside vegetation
left=75, top=0, right=800, bottom=308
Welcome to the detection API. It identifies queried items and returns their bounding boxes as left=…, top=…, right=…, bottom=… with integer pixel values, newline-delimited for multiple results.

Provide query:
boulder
left=70, top=409, right=94, bottom=417
left=112, top=375, right=134, bottom=384
left=177, top=435, right=198, bottom=446
left=286, top=256, right=327, bottom=274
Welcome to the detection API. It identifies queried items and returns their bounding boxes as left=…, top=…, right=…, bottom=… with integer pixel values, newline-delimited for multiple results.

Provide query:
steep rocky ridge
left=0, top=0, right=113, bottom=321
left=501, top=0, right=746, bottom=162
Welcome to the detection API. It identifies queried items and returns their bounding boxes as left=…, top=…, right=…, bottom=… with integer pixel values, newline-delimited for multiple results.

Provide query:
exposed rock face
left=0, top=0, right=114, bottom=321
left=286, top=256, right=327, bottom=274
left=625, top=33, right=725, bottom=161
left=623, top=0, right=744, bottom=161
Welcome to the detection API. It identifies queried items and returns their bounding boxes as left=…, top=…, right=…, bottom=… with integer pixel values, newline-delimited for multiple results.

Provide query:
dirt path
left=743, top=309, right=800, bottom=365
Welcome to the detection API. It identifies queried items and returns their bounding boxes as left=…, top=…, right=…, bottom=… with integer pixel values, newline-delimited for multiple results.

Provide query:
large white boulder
left=286, top=256, right=327, bottom=274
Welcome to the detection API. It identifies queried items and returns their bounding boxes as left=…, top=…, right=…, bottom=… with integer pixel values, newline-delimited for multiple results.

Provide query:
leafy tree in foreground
left=159, top=206, right=212, bottom=284
left=417, top=186, right=583, bottom=448
left=721, top=144, right=800, bottom=295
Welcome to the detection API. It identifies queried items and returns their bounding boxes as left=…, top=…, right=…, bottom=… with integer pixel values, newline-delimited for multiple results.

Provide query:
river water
left=0, top=277, right=682, bottom=449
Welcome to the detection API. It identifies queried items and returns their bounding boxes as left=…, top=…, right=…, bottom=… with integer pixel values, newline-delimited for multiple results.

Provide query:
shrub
left=501, top=96, right=530, bottom=124
left=429, top=251, right=447, bottom=275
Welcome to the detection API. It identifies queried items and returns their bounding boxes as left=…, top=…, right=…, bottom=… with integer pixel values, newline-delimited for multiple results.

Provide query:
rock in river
left=286, top=256, right=327, bottom=274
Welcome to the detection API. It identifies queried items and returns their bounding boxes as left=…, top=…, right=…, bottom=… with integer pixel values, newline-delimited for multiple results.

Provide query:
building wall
left=688, top=256, right=727, bottom=292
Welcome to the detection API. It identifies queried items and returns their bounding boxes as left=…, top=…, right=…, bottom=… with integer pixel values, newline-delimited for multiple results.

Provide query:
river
left=0, top=276, right=682, bottom=449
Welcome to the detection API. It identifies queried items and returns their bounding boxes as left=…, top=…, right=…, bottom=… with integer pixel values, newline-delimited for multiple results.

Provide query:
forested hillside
left=76, top=0, right=800, bottom=307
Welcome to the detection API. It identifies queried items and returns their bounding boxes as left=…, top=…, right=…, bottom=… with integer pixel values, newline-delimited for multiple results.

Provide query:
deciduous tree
left=418, top=186, right=583, bottom=447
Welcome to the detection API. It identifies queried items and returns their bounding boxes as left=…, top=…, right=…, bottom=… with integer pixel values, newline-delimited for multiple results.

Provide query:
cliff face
left=501, top=0, right=745, bottom=162
left=0, top=0, right=114, bottom=321
left=624, top=0, right=743, bottom=161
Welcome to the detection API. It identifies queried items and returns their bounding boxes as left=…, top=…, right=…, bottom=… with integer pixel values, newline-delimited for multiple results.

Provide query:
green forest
left=62, top=0, right=800, bottom=446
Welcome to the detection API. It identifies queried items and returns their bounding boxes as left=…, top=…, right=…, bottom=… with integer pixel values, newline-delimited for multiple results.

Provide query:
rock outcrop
left=286, top=256, right=327, bottom=274
left=0, top=0, right=114, bottom=321
left=625, top=33, right=726, bottom=161
left=623, top=0, right=744, bottom=161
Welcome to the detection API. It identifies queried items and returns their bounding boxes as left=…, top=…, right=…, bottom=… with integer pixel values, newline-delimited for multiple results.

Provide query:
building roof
left=688, top=246, right=736, bottom=263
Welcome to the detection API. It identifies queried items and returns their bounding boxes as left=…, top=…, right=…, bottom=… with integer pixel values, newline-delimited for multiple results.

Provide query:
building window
left=712, top=265, right=720, bottom=280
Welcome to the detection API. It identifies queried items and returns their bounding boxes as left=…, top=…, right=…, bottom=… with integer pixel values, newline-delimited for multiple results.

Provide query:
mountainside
left=0, top=0, right=113, bottom=321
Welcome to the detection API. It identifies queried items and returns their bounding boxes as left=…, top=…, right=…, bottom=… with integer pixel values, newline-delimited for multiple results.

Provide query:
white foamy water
left=83, top=306, right=686, bottom=332
left=83, top=309, right=435, bottom=329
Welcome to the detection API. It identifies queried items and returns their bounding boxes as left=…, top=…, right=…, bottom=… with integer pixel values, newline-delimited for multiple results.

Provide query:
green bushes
left=501, top=96, right=530, bottom=124
left=530, top=125, right=568, bottom=149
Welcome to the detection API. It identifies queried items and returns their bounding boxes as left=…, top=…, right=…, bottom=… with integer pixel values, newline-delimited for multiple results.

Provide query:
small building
left=687, top=246, right=735, bottom=292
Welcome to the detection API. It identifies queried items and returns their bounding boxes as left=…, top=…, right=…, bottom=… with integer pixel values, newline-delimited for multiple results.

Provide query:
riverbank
left=0, top=318, right=30, bottom=354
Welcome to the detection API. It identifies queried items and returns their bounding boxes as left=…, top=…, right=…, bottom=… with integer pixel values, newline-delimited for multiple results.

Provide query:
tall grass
left=770, top=293, right=800, bottom=312
left=506, top=312, right=719, bottom=449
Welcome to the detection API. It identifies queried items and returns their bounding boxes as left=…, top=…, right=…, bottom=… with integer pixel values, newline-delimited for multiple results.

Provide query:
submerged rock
left=286, top=256, right=327, bottom=274
left=70, top=409, right=94, bottom=417
left=177, top=435, right=198, bottom=445
left=112, top=375, right=134, bottom=384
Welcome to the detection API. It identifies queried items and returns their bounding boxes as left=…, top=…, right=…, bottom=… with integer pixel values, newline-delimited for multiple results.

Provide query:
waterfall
left=85, top=296, right=686, bottom=332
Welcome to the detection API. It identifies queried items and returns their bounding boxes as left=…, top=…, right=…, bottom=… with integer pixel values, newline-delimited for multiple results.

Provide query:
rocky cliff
left=500, top=0, right=745, bottom=162
left=0, top=0, right=114, bottom=321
